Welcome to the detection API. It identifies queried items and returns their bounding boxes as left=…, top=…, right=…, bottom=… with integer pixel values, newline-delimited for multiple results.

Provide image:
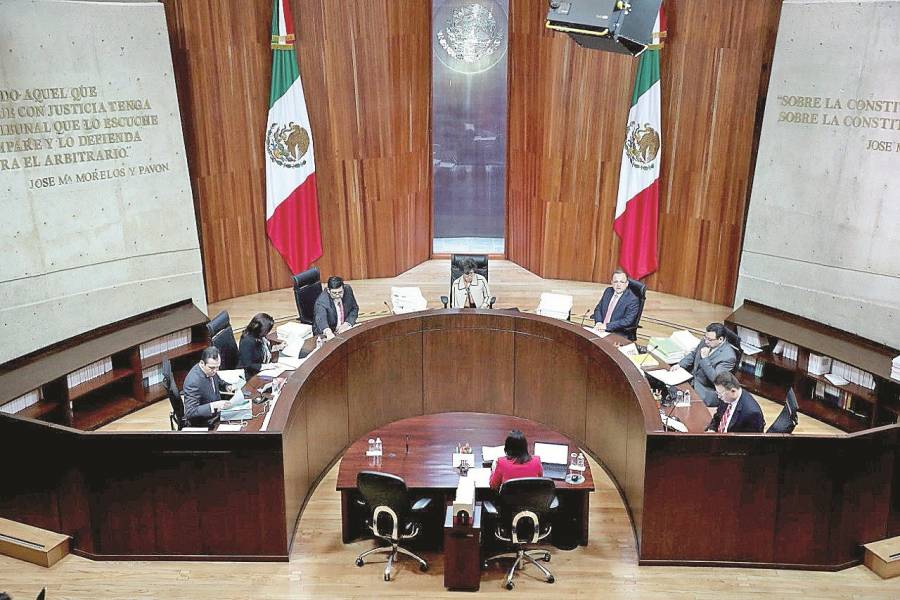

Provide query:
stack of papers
left=217, top=369, right=247, bottom=386
left=647, top=366, right=693, bottom=386
left=391, top=287, right=428, bottom=313
left=219, top=389, right=252, bottom=421
left=736, top=326, right=769, bottom=349
left=628, top=354, right=658, bottom=368
left=893, top=355, right=900, bottom=382
left=277, top=321, right=313, bottom=358
left=648, top=330, right=700, bottom=364
left=535, top=293, right=573, bottom=321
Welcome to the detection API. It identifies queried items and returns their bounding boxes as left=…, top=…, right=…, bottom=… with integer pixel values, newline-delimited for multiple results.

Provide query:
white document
left=661, top=414, right=688, bottom=432
left=582, top=325, right=610, bottom=338
left=481, top=445, right=505, bottom=463
left=277, top=356, right=304, bottom=370
left=258, top=365, right=287, bottom=378
left=740, top=342, right=763, bottom=355
left=181, top=427, right=209, bottom=432
left=217, top=369, right=246, bottom=386
left=670, top=330, right=701, bottom=352
left=463, top=468, right=492, bottom=489
left=217, top=423, right=243, bottom=432
left=647, top=366, right=693, bottom=386
left=617, top=343, right=638, bottom=356
left=452, top=453, right=476, bottom=468
left=824, top=373, right=849, bottom=386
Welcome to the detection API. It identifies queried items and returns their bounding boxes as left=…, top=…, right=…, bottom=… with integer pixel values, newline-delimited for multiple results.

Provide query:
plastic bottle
left=375, top=437, right=382, bottom=454
left=367, top=438, right=375, bottom=453
left=577, top=452, right=585, bottom=470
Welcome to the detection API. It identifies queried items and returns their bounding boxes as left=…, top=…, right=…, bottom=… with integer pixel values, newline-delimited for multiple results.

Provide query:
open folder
left=647, top=366, right=693, bottom=386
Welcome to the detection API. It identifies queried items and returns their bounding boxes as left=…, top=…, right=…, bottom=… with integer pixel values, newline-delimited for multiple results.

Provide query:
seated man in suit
left=674, top=323, right=738, bottom=407
left=706, top=372, right=765, bottom=433
left=313, top=275, right=360, bottom=340
left=451, top=258, right=492, bottom=308
left=592, top=268, right=640, bottom=335
left=182, top=346, right=234, bottom=426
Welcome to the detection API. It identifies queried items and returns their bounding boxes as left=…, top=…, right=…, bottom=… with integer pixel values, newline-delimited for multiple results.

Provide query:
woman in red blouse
left=489, top=429, right=543, bottom=490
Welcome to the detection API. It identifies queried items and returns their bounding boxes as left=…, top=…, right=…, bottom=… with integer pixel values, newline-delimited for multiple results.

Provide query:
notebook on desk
left=534, top=441, right=569, bottom=480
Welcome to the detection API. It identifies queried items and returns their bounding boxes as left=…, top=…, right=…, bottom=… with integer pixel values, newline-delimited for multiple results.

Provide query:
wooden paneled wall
left=507, top=0, right=782, bottom=305
left=162, top=0, right=432, bottom=303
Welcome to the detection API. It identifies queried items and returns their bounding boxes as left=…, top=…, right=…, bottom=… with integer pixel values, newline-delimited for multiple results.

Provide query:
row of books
left=67, top=356, right=113, bottom=389
left=0, top=389, right=41, bottom=414
left=829, top=359, right=875, bottom=390
left=736, top=326, right=768, bottom=349
left=813, top=381, right=870, bottom=418
left=738, top=355, right=765, bottom=378
left=807, top=353, right=832, bottom=375
left=891, top=355, right=899, bottom=382
left=141, top=364, right=165, bottom=390
left=772, top=339, right=799, bottom=361
left=139, top=328, right=192, bottom=360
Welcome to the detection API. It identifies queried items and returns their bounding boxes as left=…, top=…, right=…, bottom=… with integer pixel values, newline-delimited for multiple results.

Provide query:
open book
left=648, top=330, right=701, bottom=364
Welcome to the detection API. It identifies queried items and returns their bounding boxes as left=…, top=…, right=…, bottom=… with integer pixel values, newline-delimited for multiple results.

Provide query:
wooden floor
left=5, top=260, right=889, bottom=598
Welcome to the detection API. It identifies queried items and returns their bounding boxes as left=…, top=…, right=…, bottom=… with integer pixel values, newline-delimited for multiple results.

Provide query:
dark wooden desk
left=336, top=412, right=594, bottom=546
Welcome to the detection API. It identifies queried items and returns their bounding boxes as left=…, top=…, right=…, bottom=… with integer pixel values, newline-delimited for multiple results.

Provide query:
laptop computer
left=534, top=441, right=570, bottom=480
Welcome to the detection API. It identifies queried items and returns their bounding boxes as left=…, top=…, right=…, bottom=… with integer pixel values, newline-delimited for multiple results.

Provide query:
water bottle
left=367, top=438, right=375, bottom=454
left=685, top=390, right=691, bottom=404
left=316, top=335, right=325, bottom=350
left=375, top=437, right=382, bottom=454
left=577, top=452, right=585, bottom=470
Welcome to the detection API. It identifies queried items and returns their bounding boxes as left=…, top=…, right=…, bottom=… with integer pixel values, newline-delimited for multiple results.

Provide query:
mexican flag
left=613, top=9, right=666, bottom=280
left=265, top=0, right=322, bottom=274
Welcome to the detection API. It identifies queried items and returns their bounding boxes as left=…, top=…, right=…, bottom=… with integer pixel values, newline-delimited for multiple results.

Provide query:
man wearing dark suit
left=706, top=372, right=765, bottom=433
left=592, top=268, right=640, bottom=337
left=313, top=275, right=360, bottom=339
left=182, top=346, right=234, bottom=426
left=675, top=323, right=738, bottom=407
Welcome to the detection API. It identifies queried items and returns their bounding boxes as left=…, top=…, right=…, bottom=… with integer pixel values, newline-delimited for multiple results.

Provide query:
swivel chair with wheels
left=206, top=311, right=238, bottom=370
left=354, top=471, right=432, bottom=581
left=161, top=358, right=186, bottom=431
left=292, top=266, right=321, bottom=325
left=483, top=477, right=558, bottom=590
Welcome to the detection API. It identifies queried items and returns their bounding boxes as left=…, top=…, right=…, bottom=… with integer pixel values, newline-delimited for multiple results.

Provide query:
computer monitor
left=767, top=388, right=799, bottom=434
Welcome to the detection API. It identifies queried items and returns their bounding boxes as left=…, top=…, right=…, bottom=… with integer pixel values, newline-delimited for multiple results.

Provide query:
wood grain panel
left=507, top=0, right=782, bottom=305
left=300, top=359, right=349, bottom=484
left=161, top=0, right=431, bottom=303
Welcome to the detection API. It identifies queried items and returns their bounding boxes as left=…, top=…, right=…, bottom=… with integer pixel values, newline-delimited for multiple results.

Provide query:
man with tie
left=706, top=372, right=765, bottom=433
left=592, top=268, right=640, bottom=338
left=674, top=323, right=738, bottom=407
left=182, top=347, right=234, bottom=426
left=313, top=275, right=360, bottom=340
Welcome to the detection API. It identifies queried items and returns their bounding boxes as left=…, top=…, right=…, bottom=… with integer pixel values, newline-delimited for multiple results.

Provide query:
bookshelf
left=726, top=301, right=900, bottom=433
left=0, top=301, right=209, bottom=431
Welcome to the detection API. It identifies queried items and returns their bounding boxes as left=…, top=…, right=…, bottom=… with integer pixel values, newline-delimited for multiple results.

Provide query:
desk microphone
left=405, top=434, right=409, bottom=455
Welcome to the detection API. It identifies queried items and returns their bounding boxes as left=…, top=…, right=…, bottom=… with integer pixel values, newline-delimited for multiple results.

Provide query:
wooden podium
left=443, top=503, right=482, bottom=591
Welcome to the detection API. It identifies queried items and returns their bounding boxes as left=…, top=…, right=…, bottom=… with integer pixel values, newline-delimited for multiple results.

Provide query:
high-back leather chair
left=161, top=358, right=186, bottom=431
left=354, top=471, right=432, bottom=581
left=622, top=278, right=647, bottom=341
left=483, top=477, right=558, bottom=590
left=767, top=388, right=800, bottom=433
left=723, top=325, right=743, bottom=367
left=206, top=311, right=238, bottom=370
left=292, top=267, right=322, bottom=325
left=441, top=253, right=496, bottom=308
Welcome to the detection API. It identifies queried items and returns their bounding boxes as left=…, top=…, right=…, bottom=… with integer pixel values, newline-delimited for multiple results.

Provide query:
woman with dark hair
left=450, top=258, right=492, bottom=308
left=489, top=429, right=543, bottom=490
left=238, top=312, right=283, bottom=377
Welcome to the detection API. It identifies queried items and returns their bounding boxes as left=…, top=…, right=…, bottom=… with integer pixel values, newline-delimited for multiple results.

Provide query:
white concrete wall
left=0, top=0, right=206, bottom=363
left=736, top=0, right=900, bottom=349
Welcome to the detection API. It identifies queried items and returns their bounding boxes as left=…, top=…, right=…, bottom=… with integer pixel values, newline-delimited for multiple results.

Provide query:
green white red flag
left=613, top=8, right=666, bottom=280
left=265, top=0, right=322, bottom=273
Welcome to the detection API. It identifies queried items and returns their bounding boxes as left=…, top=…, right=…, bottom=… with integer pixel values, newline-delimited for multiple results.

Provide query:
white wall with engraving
left=736, top=0, right=900, bottom=348
left=0, top=0, right=206, bottom=363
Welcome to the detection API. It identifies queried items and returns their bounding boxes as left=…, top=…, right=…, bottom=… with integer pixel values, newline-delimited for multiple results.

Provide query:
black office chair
left=483, top=477, right=558, bottom=590
left=292, top=266, right=322, bottom=325
left=620, top=278, right=647, bottom=342
left=723, top=326, right=743, bottom=368
left=354, top=471, right=432, bottom=581
left=441, top=253, right=496, bottom=308
left=206, top=311, right=238, bottom=370
left=161, top=358, right=186, bottom=431
left=767, top=388, right=800, bottom=433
